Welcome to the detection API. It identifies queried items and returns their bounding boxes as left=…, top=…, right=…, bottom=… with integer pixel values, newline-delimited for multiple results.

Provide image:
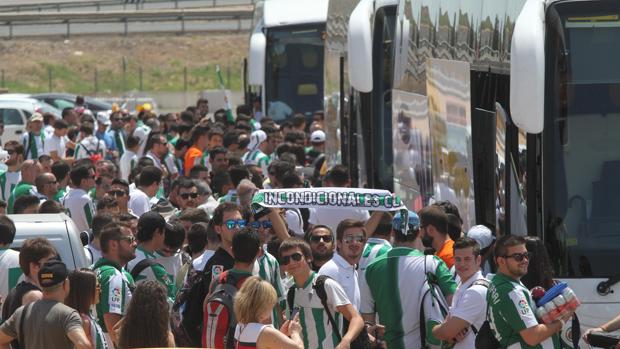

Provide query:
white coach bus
left=346, top=0, right=620, bottom=344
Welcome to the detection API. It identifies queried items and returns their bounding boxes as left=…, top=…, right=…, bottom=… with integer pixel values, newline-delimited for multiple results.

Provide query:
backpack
left=419, top=256, right=451, bottom=348
left=171, top=261, right=202, bottom=347
left=81, top=137, right=103, bottom=164
left=287, top=274, right=371, bottom=349
left=202, top=271, right=241, bottom=349
left=130, top=258, right=164, bottom=280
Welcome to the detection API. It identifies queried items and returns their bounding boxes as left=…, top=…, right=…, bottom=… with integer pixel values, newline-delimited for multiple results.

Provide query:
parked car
left=0, top=94, right=63, bottom=119
left=32, top=93, right=112, bottom=112
left=0, top=99, right=57, bottom=144
left=8, top=213, right=89, bottom=270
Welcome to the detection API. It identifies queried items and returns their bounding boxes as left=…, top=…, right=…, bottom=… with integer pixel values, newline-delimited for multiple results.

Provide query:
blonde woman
left=234, top=276, right=303, bottom=349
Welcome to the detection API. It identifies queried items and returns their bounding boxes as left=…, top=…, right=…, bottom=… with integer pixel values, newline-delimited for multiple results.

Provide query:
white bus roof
left=263, top=0, right=328, bottom=28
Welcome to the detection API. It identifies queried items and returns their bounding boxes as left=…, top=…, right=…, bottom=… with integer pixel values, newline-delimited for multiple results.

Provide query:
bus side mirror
left=248, top=31, right=266, bottom=86
left=348, top=0, right=374, bottom=93
left=510, top=0, right=545, bottom=134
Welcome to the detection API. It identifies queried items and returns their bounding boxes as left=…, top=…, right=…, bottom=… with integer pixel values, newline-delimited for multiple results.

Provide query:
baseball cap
left=29, top=112, right=44, bottom=122
left=138, top=211, right=166, bottom=232
left=310, top=130, right=326, bottom=143
left=38, top=260, right=68, bottom=288
left=467, top=225, right=495, bottom=249
left=247, top=130, right=267, bottom=151
left=97, top=112, right=111, bottom=126
left=392, top=210, right=420, bottom=235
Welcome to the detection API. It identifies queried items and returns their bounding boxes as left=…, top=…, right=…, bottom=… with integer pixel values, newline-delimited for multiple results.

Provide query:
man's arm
left=432, top=315, right=470, bottom=341
left=335, top=304, right=364, bottom=349
left=0, top=329, right=14, bottom=345
left=103, top=313, right=122, bottom=345
left=520, top=320, right=564, bottom=346
left=365, top=211, right=385, bottom=237
left=67, top=328, right=93, bottom=349
left=268, top=208, right=290, bottom=241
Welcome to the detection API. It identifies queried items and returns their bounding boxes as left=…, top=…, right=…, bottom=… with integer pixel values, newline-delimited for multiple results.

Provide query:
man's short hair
left=229, top=165, right=250, bottom=188
left=279, top=237, right=312, bottom=261
left=96, top=196, right=118, bottom=211
left=126, top=135, right=140, bottom=149
left=0, top=215, right=16, bottom=245
left=191, top=125, right=210, bottom=144
left=335, top=219, right=366, bottom=241
left=292, top=113, right=306, bottom=128
left=187, top=222, right=209, bottom=255
left=211, top=171, right=232, bottom=195
left=100, top=224, right=124, bottom=254
left=164, top=221, right=185, bottom=250
left=494, top=235, right=527, bottom=260
left=4, top=141, right=23, bottom=156
left=418, top=205, right=448, bottom=235
left=209, top=147, right=227, bottom=160
left=70, top=165, right=92, bottom=187
left=80, top=122, right=95, bottom=135
left=136, top=212, right=166, bottom=242
left=13, top=195, right=40, bottom=214
left=211, top=202, right=240, bottom=226
left=53, top=119, right=68, bottom=129
left=178, top=207, right=209, bottom=224
left=325, top=165, right=350, bottom=187
left=374, top=212, right=393, bottom=237
left=38, top=200, right=63, bottom=213
left=19, top=238, right=57, bottom=276
left=92, top=213, right=115, bottom=239
left=51, top=161, right=71, bottom=182
left=137, top=166, right=162, bottom=188
left=111, top=178, right=130, bottom=191
left=189, top=166, right=209, bottom=179
left=453, top=236, right=481, bottom=256
left=232, top=227, right=260, bottom=264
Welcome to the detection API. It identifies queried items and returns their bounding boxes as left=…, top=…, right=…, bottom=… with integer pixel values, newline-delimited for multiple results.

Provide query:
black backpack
left=287, top=275, right=371, bottom=349
left=130, top=258, right=164, bottom=280
left=419, top=256, right=451, bottom=348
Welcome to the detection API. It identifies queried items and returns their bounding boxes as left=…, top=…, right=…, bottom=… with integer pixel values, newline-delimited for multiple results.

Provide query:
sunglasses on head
left=179, top=192, right=199, bottom=199
left=251, top=220, right=272, bottom=229
left=225, top=219, right=247, bottom=230
left=108, top=190, right=127, bottom=197
left=502, top=252, right=530, bottom=262
left=310, top=235, right=333, bottom=243
left=280, top=252, right=303, bottom=265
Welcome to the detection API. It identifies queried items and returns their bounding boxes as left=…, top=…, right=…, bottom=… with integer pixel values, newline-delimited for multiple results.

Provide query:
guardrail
left=0, top=6, right=254, bottom=38
left=0, top=0, right=256, bottom=13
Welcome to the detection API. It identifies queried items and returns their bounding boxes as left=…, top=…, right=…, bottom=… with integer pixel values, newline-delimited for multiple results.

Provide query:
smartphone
left=290, top=307, right=300, bottom=319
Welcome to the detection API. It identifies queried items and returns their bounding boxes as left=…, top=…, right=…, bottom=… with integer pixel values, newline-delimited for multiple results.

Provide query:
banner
left=215, top=64, right=235, bottom=123
left=251, top=187, right=409, bottom=233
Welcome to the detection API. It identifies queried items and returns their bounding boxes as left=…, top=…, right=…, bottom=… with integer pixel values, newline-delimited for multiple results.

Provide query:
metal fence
left=0, top=61, right=242, bottom=95
left=0, top=0, right=257, bottom=13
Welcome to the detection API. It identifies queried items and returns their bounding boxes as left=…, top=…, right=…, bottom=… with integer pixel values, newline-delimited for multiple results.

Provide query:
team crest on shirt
left=212, top=265, right=224, bottom=280
left=518, top=299, right=530, bottom=315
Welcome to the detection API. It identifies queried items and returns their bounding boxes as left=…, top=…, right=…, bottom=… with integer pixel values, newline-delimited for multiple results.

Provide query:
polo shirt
left=319, top=253, right=361, bottom=310
left=449, top=270, right=487, bottom=349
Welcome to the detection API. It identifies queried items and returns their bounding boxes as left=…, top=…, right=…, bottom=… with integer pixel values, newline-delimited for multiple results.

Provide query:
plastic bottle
left=544, top=301, right=560, bottom=322
left=536, top=306, right=551, bottom=324
left=552, top=295, right=570, bottom=318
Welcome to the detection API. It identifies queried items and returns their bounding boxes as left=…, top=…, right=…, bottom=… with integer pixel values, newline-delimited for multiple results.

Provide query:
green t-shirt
left=93, top=258, right=135, bottom=332
left=8, top=181, right=35, bottom=214
left=127, top=246, right=176, bottom=302
left=487, top=272, right=561, bottom=348
left=53, top=188, right=66, bottom=202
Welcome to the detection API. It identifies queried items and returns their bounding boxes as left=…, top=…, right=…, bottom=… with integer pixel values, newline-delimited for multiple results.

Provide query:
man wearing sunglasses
left=279, top=237, right=364, bottom=349
left=487, top=235, right=570, bottom=348
left=94, top=223, right=137, bottom=347
left=176, top=179, right=200, bottom=212
left=183, top=202, right=244, bottom=345
left=0, top=141, right=23, bottom=203
left=305, top=225, right=336, bottom=272
left=319, top=219, right=367, bottom=311
left=109, top=178, right=131, bottom=216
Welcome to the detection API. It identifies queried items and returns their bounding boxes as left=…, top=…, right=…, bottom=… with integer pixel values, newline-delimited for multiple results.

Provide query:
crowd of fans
left=0, top=96, right=579, bottom=349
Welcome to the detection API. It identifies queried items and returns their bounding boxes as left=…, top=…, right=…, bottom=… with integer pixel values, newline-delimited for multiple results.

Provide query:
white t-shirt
left=133, top=125, right=151, bottom=157
left=156, top=251, right=184, bottom=282
left=74, top=135, right=106, bottom=160
left=449, top=271, right=488, bottom=349
left=0, top=248, right=22, bottom=302
left=44, top=134, right=67, bottom=158
left=61, top=187, right=95, bottom=233
left=285, top=208, right=304, bottom=237
left=192, top=249, right=215, bottom=271
left=119, top=150, right=138, bottom=181
left=85, top=244, right=102, bottom=266
left=0, top=170, right=21, bottom=202
left=308, top=207, right=370, bottom=234
left=318, top=253, right=361, bottom=310
left=128, top=188, right=151, bottom=217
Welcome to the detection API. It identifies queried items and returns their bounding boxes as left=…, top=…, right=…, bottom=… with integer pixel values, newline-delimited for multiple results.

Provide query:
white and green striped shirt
left=0, top=170, right=21, bottom=202
left=61, top=188, right=95, bottom=233
left=253, top=251, right=287, bottom=328
left=358, top=238, right=392, bottom=303
left=292, top=272, right=350, bottom=349
left=242, top=149, right=270, bottom=174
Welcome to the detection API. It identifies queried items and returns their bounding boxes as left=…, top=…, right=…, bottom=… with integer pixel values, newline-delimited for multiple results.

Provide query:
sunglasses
left=342, top=234, right=366, bottom=244
left=108, top=190, right=127, bottom=197
left=225, top=219, right=247, bottom=230
left=251, top=221, right=272, bottom=229
left=118, top=235, right=136, bottom=244
left=502, top=252, right=530, bottom=262
left=179, top=192, right=199, bottom=200
left=310, top=235, right=333, bottom=243
left=280, top=252, right=303, bottom=266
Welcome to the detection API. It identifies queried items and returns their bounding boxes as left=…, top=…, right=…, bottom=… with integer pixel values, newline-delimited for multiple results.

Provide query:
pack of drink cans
left=534, top=285, right=581, bottom=324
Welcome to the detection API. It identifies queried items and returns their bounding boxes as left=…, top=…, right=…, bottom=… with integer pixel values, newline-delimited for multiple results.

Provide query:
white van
left=8, top=213, right=89, bottom=270
left=0, top=99, right=61, bottom=144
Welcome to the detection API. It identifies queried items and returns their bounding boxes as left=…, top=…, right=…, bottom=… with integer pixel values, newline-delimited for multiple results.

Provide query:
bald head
left=21, top=160, right=41, bottom=184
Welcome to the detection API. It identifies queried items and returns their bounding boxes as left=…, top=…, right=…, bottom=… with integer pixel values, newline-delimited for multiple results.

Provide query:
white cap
left=96, top=112, right=111, bottom=126
left=247, top=130, right=267, bottom=151
left=29, top=112, right=43, bottom=122
left=467, top=225, right=495, bottom=249
left=310, top=130, right=326, bottom=143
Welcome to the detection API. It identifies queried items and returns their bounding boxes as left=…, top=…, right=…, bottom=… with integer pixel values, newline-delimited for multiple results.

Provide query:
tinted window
left=0, top=109, right=24, bottom=125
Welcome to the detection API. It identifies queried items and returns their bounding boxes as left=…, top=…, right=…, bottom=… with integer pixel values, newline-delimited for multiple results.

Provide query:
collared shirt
left=437, top=238, right=455, bottom=269
left=318, top=252, right=360, bottom=310
left=146, top=151, right=163, bottom=169
left=449, top=270, right=487, bottom=349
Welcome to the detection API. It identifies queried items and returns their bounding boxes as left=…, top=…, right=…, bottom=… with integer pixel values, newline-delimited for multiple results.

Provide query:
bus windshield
left=545, top=2, right=620, bottom=278
left=265, top=23, right=325, bottom=121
